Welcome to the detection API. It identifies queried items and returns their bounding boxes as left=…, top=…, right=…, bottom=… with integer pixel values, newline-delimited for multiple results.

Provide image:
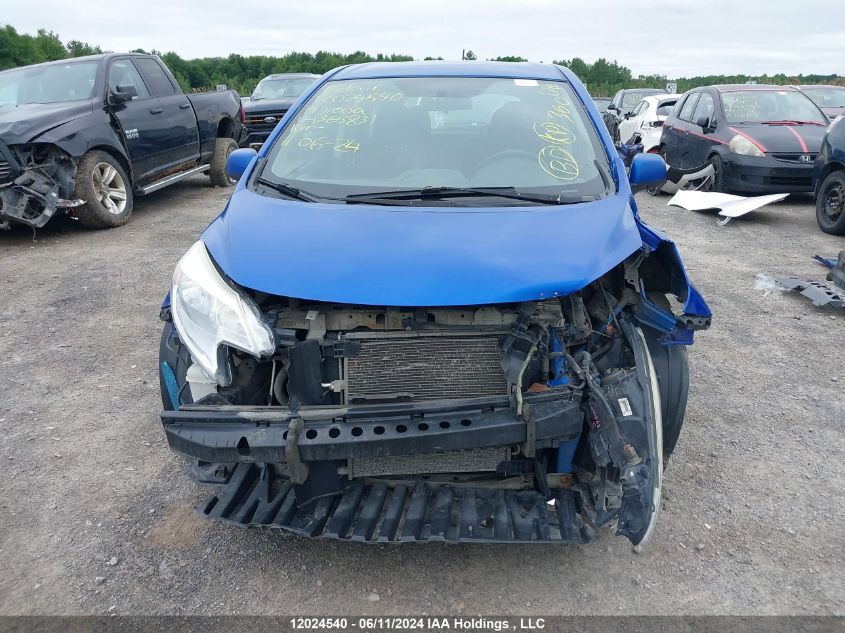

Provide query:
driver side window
left=108, top=60, right=150, bottom=99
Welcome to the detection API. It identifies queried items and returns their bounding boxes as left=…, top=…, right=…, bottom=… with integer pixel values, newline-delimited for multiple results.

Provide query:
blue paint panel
left=202, top=189, right=642, bottom=306
left=160, top=361, right=180, bottom=410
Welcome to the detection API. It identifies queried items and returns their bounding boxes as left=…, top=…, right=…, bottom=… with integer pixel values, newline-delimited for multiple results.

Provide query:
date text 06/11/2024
left=289, top=617, right=548, bottom=631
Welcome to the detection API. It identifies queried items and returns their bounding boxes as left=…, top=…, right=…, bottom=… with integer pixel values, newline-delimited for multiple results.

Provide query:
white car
left=617, top=94, right=681, bottom=152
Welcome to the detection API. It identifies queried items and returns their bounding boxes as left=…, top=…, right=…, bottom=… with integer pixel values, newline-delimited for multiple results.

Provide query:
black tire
left=642, top=293, right=690, bottom=464
left=703, top=153, right=724, bottom=193
left=815, top=170, right=845, bottom=235
left=159, top=322, right=193, bottom=411
left=208, top=137, right=238, bottom=187
left=73, top=151, right=133, bottom=229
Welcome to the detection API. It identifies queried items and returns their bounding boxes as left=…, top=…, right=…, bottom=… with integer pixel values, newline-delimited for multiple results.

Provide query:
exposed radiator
left=343, top=333, right=508, bottom=403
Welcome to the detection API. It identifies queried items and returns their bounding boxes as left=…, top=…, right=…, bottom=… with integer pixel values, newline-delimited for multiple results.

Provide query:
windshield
left=251, top=77, right=315, bottom=101
left=621, top=90, right=663, bottom=110
left=721, top=89, right=827, bottom=124
left=260, top=77, right=610, bottom=204
left=800, top=87, right=845, bottom=108
left=0, top=61, right=98, bottom=108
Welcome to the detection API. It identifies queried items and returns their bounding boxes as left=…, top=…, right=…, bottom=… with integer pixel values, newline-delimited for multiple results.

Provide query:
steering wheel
left=475, top=149, right=536, bottom=172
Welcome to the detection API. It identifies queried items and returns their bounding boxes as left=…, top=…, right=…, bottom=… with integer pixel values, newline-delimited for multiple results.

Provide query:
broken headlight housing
left=729, top=134, right=764, bottom=157
left=171, top=241, right=275, bottom=386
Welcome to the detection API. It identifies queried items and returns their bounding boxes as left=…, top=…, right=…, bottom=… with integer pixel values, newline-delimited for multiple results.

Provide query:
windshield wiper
left=759, top=120, right=827, bottom=126
left=345, top=186, right=596, bottom=205
left=254, top=178, right=322, bottom=202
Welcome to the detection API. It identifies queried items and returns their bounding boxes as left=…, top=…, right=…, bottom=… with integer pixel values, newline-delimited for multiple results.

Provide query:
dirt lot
left=0, top=179, right=842, bottom=616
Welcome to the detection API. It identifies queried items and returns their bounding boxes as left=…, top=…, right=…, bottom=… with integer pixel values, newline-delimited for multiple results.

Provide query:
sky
left=6, top=0, right=844, bottom=77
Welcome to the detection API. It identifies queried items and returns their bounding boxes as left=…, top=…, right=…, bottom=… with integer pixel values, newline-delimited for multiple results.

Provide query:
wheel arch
left=83, top=145, right=133, bottom=185
left=818, top=160, right=845, bottom=186
left=216, top=116, right=235, bottom=139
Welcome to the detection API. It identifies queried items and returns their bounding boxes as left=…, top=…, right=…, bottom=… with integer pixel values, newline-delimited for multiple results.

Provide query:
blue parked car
left=158, top=61, right=711, bottom=549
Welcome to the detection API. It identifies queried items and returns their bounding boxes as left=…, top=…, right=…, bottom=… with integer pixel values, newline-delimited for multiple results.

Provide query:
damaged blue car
left=158, top=62, right=711, bottom=550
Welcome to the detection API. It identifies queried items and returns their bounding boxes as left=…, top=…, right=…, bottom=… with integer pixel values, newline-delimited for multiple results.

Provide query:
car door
left=686, top=90, right=718, bottom=167
left=666, top=92, right=701, bottom=168
left=106, top=57, right=169, bottom=182
left=133, top=57, right=200, bottom=168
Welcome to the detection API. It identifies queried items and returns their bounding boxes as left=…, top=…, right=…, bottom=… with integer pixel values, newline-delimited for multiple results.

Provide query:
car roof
left=0, top=52, right=162, bottom=74
left=643, top=93, right=681, bottom=103
left=330, top=61, right=566, bottom=81
left=712, top=84, right=801, bottom=92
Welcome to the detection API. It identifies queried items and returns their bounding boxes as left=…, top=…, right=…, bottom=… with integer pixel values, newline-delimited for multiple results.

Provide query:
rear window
left=134, top=58, right=176, bottom=97
left=655, top=99, right=677, bottom=117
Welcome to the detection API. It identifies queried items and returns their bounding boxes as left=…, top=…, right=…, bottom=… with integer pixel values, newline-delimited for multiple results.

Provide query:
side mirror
left=695, top=115, right=714, bottom=131
left=629, top=153, right=667, bottom=187
left=110, top=84, right=138, bottom=104
left=226, top=147, right=257, bottom=181
left=608, top=105, right=619, bottom=112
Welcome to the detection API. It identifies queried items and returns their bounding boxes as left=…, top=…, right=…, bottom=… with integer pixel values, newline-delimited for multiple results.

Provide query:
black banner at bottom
left=0, top=616, right=840, bottom=633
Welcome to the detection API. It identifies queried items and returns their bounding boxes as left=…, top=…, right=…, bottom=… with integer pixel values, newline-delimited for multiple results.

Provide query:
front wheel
left=73, top=151, right=133, bottom=229
left=816, top=170, right=845, bottom=235
left=701, top=154, right=724, bottom=193
left=641, top=293, right=689, bottom=465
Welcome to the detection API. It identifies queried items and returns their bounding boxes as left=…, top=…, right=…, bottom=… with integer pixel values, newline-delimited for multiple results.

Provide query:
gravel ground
left=0, top=179, right=842, bottom=616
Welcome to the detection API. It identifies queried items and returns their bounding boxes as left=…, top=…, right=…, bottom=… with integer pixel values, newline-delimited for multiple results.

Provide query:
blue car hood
left=202, top=188, right=642, bottom=306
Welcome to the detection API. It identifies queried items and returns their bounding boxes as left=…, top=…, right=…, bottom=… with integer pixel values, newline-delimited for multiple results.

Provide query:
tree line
left=1, top=24, right=842, bottom=97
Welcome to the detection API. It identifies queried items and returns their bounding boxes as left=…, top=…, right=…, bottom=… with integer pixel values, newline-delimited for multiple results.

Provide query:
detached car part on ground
left=659, top=84, right=828, bottom=195
left=0, top=54, right=244, bottom=230
left=158, top=62, right=712, bottom=549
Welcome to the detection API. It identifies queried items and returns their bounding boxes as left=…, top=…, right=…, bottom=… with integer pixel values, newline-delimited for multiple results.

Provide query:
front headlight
left=171, top=241, right=275, bottom=386
left=729, top=134, right=764, bottom=157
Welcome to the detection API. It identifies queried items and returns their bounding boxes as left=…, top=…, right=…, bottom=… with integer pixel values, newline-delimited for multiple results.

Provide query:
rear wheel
left=816, top=170, right=845, bottom=235
left=73, top=151, right=133, bottom=229
left=208, top=138, right=238, bottom=187
left=646, top=148, right=668, bottom=196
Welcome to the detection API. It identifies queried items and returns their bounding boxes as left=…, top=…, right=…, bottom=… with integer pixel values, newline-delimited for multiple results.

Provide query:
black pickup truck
left=0, top=53, right=245, bottom=230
